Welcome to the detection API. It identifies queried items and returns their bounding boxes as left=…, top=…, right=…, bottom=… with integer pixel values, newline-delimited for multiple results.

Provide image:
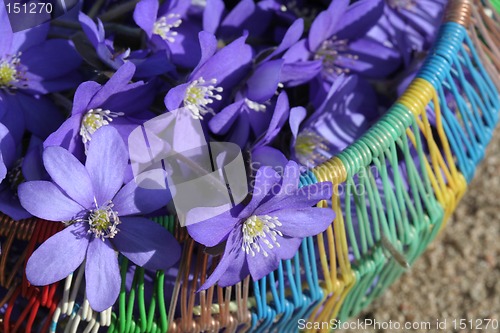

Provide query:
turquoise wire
left=251, top=170, right=323, bottom=332
left=437, top=85, right=475, bottom=181
left=442, top=72, right=482, bottom=164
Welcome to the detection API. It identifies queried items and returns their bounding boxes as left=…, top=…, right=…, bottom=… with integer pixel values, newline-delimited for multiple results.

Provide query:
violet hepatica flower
left=134, top=0, right=202, bottom=69
left=290, top=75, right=378, bottom=167
left=249, top=91, right=292, bottom=170
left=19, top=127, right=180, bottom=312
left=79, top=12, right=174, bottom=78
left=0, top=132, right=48, bottom=221
left=368, top=1, right=447, bottom=66
left=0, top=123, right=12, bottom=183
left=188, top=161, right=335, bottom=289
left=44, top=62, right=155, bottom=161
left=201, top=0, right=273, bottom=43
left=208, top=60, right=284, bottom=148
left=165, top=32, right=253, bottom=120
left=0, top=6, right=81, bottom=141
left=282, top=0, right=401, bottom=86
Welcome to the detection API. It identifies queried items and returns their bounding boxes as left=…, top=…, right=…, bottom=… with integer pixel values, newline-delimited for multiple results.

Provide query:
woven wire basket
left=1, top=0, right=499, bottom=332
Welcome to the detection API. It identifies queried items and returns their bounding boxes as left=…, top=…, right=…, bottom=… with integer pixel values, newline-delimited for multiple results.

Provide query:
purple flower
left=187, top=160, right=335, bottom=289
left=289, top=75, right=378, bottom=167
left=208, top=60, right=284, bottom=148
left=19, top=127, right=180, bottom=312
left=369, top=1, right=447, bottom=66
left=44, top=62, right=155, bottom=161
left=79, top=12, right=174, bottom=78
left=0, top=6, right=82, bottom=141
left=249, top=91, right=293, bottom=170
left=201, top=0, right=273, bottom=41
left=133, top=0, right=202, bottom=68
left=0, top=123, right=12, bottom=183
left=0, top=130, right=47, bottom=221
left=165, top=32, right=253, bottom=119
left=281, top=0, right=401, bottom=86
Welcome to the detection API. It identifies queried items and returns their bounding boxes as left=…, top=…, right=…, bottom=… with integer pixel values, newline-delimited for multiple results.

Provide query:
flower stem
left=87, top=0, right=106, bottom=18
left=99, top=0, right=140, bottom=22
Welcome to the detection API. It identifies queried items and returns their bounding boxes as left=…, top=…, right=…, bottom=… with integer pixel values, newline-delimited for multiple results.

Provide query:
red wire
left=12, top=291, right=36, bottom=333
left=41, top=285, right=48, bottom=306
left=40, top=301, right=58, bottom=333
left=24, top=298, right=40, bottom=333
left=4, top=286, right=21, bottom=333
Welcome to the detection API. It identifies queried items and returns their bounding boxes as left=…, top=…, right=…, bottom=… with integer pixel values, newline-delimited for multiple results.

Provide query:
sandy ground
left=338, top=128, right=500, bottom=333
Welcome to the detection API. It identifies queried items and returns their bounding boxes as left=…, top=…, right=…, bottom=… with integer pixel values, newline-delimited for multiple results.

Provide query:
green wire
left=491, top=0, right=500, bottom=14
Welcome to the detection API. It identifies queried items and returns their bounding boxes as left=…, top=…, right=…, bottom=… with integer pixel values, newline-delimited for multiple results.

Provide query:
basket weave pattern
left=1, top=0, right=499, bottom=332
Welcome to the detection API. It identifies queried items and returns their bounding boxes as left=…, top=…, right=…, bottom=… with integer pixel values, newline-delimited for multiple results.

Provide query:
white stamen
left=0, top=53, right=27, bottom=92
left=241, top=215, right=283, bottom=257
left=244, top=98, right=267, bottom=112
left=314, top=36, right=357, bottom=78
left=87, top=200, right=121, bottom=240
left=80, top=108, right=124, bottom=146
left=153, top=14, right=182, bottom=43
left=295, top=129, right=329, bottom=167
left=183, top=77, right=223, bottom=119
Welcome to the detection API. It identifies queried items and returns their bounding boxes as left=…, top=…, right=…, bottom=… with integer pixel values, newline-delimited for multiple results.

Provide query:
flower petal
left=272, top=207, right=335, bottom=238
left=112, top=217, right=180, bottom=270
left=209, top=100, right=244, bottom=135
left=250, top=147, right=288, bottom=172
left=247, top=240, right=279, bottom=281
left=18, top=94, right=64, bottom=139
left=246, top=59, right=283, bottom=102
left=274, top=235, right=302, bottom=260
left=85, top=238, right=121, bottom=312
left=0, top=187, right=31, bottom=220
left=203, top=0, right=225, bottom=34
left=164, top=83, right=189, bottom=111
left=255, top=181, right=333, bottom=215
left=277, top=160, right=301, bottom=196
left=267, top=18, right=304, bottom=60
left=26, top=223, right=89, bottom=286
left=199, top=227, right=246, bottom=290
left=43, top=147, right=94, bottom=208
left=18, top=181, right=84, bottom=221
left=280, top=61, right=322, bottom=87
left=133, top=0, right=159, bottom=38
left=334, top=0, right=384, bottom=41
left=192, top=31, right=218, bottom=74
left=79, top=12, right=101, bottom=48
left=112, top=174, right=170, bottom=216
left=85, top=127, right=127, bottom=205
left=308, top=0, right=349, bottom=51
left=0, top=122, right=16, bottom=168
left=21, top=39, right=81, bottom=80
left=192, top=35, right=252, bottom=88
left=88, top=62, right=136, bottom=109
left=237, top=166, right=280, bottom=218
left=43, top=115, right=85, bottom=161
left=289, top=106, right=306, bottom=139
left=187, top=207, right=240, bottom=247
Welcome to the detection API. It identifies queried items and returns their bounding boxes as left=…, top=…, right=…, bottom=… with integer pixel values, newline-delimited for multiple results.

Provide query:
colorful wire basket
left=1, top=0, right=499, bottom=332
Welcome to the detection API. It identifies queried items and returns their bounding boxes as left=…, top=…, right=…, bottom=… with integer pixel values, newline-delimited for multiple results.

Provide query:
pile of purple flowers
left=0, top=0, right=446, bottom=311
